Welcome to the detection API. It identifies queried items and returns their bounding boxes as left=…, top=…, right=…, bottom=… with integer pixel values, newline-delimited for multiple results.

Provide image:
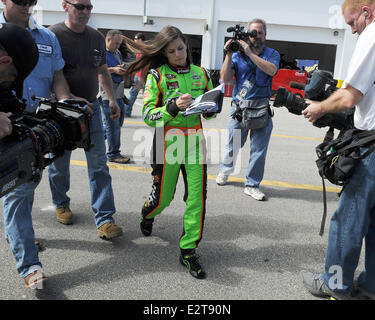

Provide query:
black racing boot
left=179, top=250, right=206, bottom=279
left=140, top=217, right=154, bottom=236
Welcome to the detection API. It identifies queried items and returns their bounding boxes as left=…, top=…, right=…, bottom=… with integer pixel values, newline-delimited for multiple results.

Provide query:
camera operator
left=0, top=21, right=47, bottom=289
left=0, top=39, right=14, bottom=139
left=301, top=0, right=375, bottom=300
left=216, top=19, right=280, bottom=201
left=1, top=0, right=90, bottom=289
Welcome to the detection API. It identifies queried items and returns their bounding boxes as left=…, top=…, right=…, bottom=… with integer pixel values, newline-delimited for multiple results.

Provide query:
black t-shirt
left=48, top=22, right=106, bottom=102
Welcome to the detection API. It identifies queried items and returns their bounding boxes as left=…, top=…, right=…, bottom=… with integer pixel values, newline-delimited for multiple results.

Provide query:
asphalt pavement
left=0, top=90, right=365, bottom=302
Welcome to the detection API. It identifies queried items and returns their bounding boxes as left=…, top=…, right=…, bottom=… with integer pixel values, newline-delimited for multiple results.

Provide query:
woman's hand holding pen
left=175, top=92, right=192, bottom=111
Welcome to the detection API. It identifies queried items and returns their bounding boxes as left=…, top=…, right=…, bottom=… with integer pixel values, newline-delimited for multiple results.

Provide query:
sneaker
left=97, top=222, right=123, bottom=240
left=140, top=217, right=154, bottom=237
left=24, top=270, right=47, bottom=290
left=244, top=186, right=266, bottom=201
left=56, top=207, right=73, bottom=225
left=108, top=155, right=131, bottom=164
left=300, top=270, right=358, bottom=300
left=216, top=172, right=228, bottom=186
left=179, top=253, right=206, bottom=279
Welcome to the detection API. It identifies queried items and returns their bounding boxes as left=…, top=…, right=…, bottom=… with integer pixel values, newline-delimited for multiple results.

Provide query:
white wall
left=0, top=0, right=358, bottom=80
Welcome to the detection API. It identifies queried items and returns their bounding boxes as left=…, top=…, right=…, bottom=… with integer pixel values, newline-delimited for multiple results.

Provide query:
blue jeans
left=322, top=148, right=375, bottom=295
left=124, top=75, right=140, bottom=116
left=101, top=97, right=125, bottom=159
left=220, top=102, right=273, bottom=187
left=48, top=99, right=116, bottom=228
left=2, top=178, right=42, bottom=278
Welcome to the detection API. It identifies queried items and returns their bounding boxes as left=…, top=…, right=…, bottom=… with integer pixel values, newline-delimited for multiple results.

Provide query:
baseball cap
left=0, top=22, right=39, bottom=97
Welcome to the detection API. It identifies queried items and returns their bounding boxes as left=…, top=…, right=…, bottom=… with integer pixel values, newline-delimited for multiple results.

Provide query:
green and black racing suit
left=141, top=63, right=214, bottom=251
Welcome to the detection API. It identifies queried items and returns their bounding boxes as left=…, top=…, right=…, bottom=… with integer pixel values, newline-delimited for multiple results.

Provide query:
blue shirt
left=106, top=49, right=123, bottom=84
left=0, top=14, right=65, bottom=112
left=231, top=46, right=280, bottom=101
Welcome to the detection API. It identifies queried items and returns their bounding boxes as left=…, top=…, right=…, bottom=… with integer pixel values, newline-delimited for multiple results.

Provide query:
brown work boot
left=56, top=207, right=73, bottom=225
left=108, top=155, right=131, bottom=164
left=97, top=222, right=123, bottom=240
left=24, top=270, right=47, bottom=289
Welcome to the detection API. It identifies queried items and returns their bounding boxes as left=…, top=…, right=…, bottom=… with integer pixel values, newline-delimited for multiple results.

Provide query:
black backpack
left=315, top=128, right=375, bottom=235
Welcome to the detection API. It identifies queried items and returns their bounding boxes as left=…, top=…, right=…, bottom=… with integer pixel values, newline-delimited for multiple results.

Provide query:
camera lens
left=228, top=40, right=240, bottom=52
left=274, top=87, right=307, bottom=115
left=273, top=87, right=287, bottom=107
left=32, top=120, right=64, bottom=154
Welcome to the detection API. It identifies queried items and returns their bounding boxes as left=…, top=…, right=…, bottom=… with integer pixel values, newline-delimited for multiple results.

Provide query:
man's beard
left=77, top=14, right=90, bottom=25
left=252, top=38, right=265, bottom=49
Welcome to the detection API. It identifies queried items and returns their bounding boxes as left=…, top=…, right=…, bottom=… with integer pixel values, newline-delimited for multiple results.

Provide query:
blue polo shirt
left=231, top=46, right=280, bottom=101
left=0, top=14, right=65, bottom=112
left=106, top=49, right=123, bottom=84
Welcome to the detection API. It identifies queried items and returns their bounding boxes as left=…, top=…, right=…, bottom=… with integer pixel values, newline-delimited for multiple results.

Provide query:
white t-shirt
left=343, top=21, right=375, bottom=130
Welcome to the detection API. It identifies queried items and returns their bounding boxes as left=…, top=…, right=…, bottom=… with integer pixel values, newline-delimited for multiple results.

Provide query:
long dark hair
left=124, top=26, right=192, bottom=81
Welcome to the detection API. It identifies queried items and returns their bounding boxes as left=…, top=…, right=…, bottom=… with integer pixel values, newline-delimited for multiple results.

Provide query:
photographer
left=0, top=22, right=46, bottom=289
left=216, top=19, right=280, bottom=201
left=301, top=0, right=375, bottom=300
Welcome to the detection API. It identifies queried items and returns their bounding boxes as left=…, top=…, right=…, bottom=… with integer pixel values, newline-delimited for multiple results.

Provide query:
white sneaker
left=244, top=187, right=266, bottom=201
left=216, top=172, right=228, bottom=186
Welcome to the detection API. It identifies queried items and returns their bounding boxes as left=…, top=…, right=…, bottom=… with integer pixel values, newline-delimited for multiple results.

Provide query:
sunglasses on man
left=64, top=0, right=93, bottom=11
left=11, top=0, right=38, bottom=6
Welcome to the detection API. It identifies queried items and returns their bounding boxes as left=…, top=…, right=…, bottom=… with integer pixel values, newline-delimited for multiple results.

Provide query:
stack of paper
left=182, top=84, right=224, bottom=116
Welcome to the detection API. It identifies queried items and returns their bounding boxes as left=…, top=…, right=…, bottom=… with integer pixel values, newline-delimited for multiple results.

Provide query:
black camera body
left=227, top=24, right=257, bottom=53
left=0, top=93, right=92, bottom=198
left=273, top=70, right=354, bottom=131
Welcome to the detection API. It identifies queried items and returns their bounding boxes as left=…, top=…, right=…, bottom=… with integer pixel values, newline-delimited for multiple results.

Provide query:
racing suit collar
left=167, top=63, right=191, bottom=74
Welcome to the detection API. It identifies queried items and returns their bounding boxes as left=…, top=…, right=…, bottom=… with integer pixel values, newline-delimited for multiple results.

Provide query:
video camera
left=273, top=70, right=354, bottom=132
left=227, top=24, right=258, bottom=53
left=0, top=92, right=92, bottom=198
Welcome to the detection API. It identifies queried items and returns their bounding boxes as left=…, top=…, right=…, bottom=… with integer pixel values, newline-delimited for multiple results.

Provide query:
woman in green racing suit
left=125, top=26, right=214, bottom=279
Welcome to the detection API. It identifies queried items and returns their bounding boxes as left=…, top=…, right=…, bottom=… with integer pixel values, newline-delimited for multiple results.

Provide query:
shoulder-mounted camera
left=0, top=93, right=92, bottom=198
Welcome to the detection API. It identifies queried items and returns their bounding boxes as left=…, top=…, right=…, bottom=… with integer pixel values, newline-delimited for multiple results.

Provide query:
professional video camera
left=273, top=70, right=354, bottom=132
left=0, top=92, right=92, bottom=198
left=226, top=24, right=258, bottom=52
